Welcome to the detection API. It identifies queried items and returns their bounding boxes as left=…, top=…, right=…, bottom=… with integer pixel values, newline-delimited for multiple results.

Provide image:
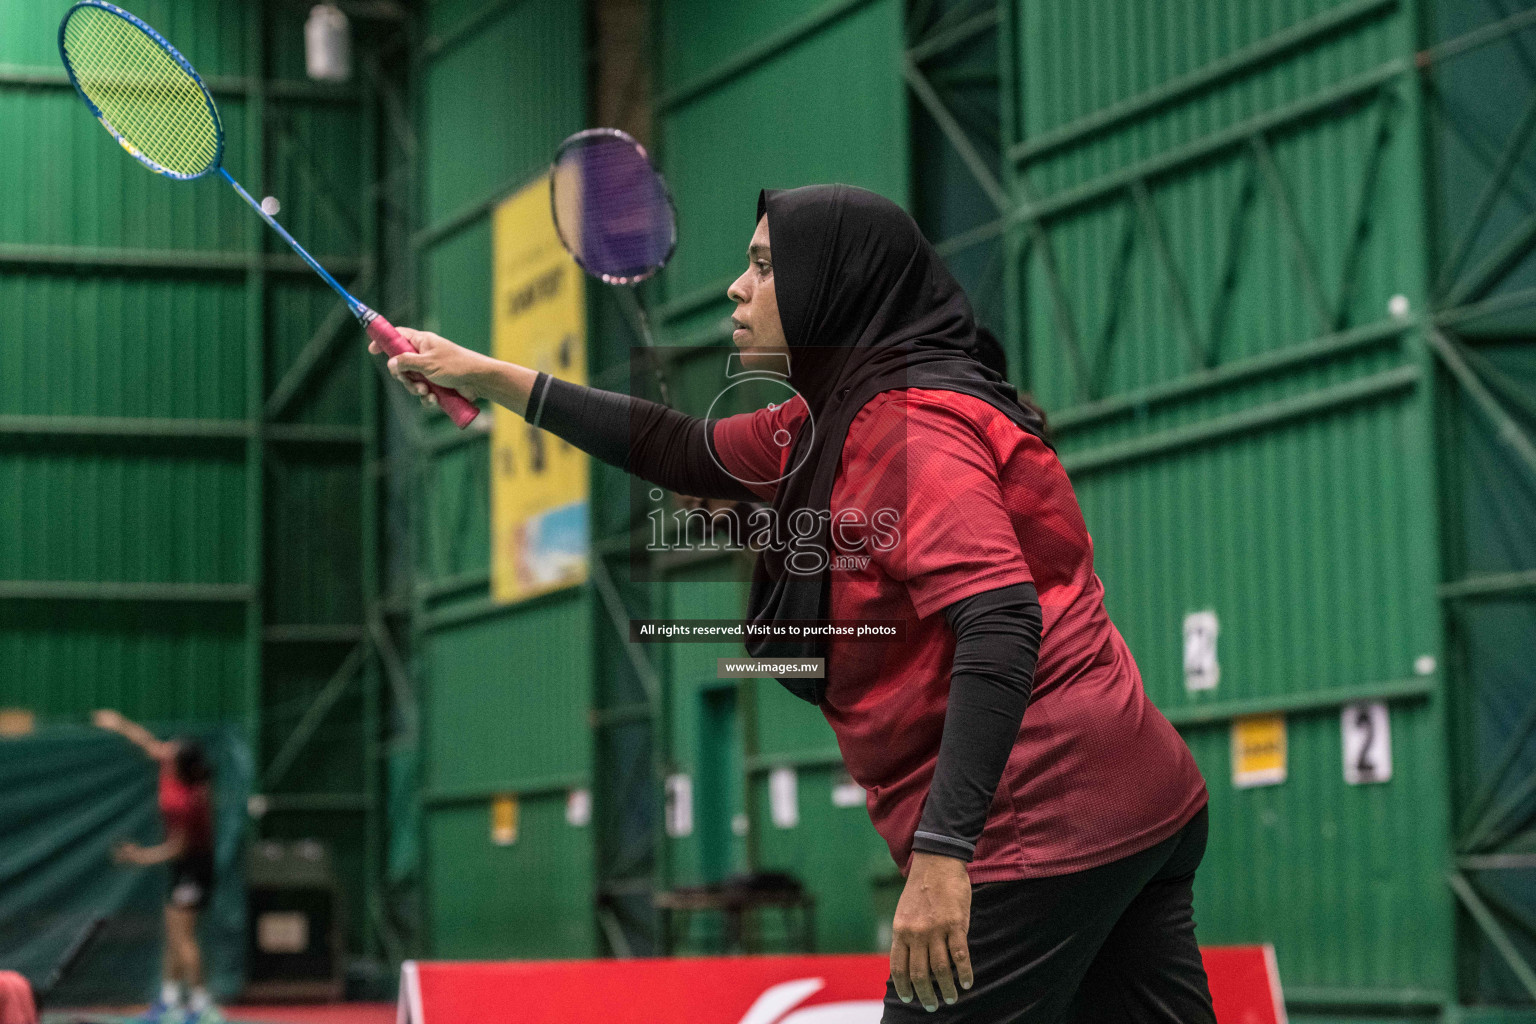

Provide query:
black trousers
left=882, top=806, right=1215, bottom=1024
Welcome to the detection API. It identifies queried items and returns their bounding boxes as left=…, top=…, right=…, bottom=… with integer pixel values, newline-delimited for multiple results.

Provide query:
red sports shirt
left=159, top=761, right=213, bottom=855
left=712, top=388, right=1207, bottom=881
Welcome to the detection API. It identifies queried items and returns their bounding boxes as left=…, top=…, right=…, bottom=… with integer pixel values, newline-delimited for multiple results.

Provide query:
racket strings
left=553, top=135, right=674, bottom=283
left=71, top=16, right=216, bottom=173
left=62, top=7, right=219, bottom=178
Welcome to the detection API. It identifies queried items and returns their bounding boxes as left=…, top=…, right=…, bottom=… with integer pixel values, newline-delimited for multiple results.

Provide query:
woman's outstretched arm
left=373, top=328, right=759, bottom=502
left=93, top=709, right=174, bottom=762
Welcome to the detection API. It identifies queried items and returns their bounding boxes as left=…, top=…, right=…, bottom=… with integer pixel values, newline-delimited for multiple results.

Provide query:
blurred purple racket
left=550, top=128, right=677, bottom=403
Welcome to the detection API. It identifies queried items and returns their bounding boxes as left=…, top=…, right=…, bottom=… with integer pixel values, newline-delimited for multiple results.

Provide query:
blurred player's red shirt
left=159, top=761, right=213, bottom=854
left=713, top=388, right=1207, bottom=881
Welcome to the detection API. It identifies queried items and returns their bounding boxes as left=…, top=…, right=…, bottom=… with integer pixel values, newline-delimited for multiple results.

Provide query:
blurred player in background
left=92, top=711, right=220, bottom=1024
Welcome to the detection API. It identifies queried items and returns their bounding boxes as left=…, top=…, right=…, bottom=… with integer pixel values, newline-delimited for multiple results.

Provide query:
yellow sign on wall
left=491, top=794, right=519, bottom=846
left=490, top=178, right=588, bottom=604
left=1231, top=714, right=1287, bottom=789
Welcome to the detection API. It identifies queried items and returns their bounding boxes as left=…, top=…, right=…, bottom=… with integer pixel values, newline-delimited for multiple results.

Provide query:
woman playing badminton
left=381, top=185, right=1214, bottom=1023
left=93, top=711, right=221, bottom=1024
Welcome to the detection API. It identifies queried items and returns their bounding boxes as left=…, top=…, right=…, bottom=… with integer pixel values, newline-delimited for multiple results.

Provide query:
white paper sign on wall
left=1183, top=611, right=1220, bottom=692
left=1342, top=702, right=1392, bottom=785
left=565, top=787, right=592, bottom=827
left=665, top=773, right=693, bottom=837
left=831, top=771, right=865, bottom=808
left=769, top=766, right=800, bottom=829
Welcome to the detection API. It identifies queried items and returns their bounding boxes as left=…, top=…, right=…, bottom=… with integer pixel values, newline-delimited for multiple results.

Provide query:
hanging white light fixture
left=305, top=5, right=352, bottom=83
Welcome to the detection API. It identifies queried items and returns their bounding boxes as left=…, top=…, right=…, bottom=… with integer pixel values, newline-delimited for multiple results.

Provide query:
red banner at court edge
left=397, top=946, right=1284, bottom=1024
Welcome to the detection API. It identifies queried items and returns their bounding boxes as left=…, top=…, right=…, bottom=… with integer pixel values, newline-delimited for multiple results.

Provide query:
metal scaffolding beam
left=0, top=243, right=363, bottom=277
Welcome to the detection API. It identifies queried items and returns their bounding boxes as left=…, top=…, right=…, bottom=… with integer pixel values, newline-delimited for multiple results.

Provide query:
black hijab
left=742, top=184, right=1051, bottom=705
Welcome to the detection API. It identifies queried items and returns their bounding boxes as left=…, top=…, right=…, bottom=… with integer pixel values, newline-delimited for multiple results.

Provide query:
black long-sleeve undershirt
left=528, top=371, right=758, bottom=502
left=911, top=581, right=1042, bottom=862
left=526, top=373, right=1043, bottom=862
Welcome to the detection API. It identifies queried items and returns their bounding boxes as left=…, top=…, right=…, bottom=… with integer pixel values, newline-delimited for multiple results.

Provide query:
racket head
left=550, top=128, right=677, bottom=285
left=58, top=1, right=223, bottom=181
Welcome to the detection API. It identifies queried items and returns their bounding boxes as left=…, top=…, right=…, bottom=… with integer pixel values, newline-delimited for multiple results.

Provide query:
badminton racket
left=58, top=1, right=480, bottom=429
left=550, top=128, right=677, bottom=404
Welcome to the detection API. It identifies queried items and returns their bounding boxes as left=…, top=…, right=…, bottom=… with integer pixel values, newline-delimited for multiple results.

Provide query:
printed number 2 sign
left=1342, top=702, right=1392, bottom=785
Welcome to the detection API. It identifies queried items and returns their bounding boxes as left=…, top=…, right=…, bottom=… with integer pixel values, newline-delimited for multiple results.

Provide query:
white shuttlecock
left=260, top=196, right=281, bottom=216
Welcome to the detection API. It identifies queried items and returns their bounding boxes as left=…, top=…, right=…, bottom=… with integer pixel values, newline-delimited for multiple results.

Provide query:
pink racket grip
left=365, top=314, right=480, bottom=429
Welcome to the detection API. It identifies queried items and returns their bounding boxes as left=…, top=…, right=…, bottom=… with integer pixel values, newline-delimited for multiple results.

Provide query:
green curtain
left=0, top=725, right=250, bottom=1004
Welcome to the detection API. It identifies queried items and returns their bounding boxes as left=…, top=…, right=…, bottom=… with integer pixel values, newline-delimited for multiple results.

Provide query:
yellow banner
left=491, top=178, right=588, bottom=604
left=1231, top=714, right=1287, bottom=789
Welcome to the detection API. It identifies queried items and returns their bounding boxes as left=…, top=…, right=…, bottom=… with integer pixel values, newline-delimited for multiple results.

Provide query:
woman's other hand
left=890, top=851, right=975, bottom=1012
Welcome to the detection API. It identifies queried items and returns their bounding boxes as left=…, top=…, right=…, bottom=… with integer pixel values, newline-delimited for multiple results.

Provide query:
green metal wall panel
left=1185, top=708, right=1447, bottom=1002
left=644, top=0, right=908, bottom=955
left=415, top=0, right=592, bottom=959
left=1424, top=1, right=1536, bottom=335
left=0, top=91, right=249, bottom=251
left=425, top=796, right=595, bottom=958
left=0, top=275, right=248, bottom=417
left=0, top=448, right=246, bottom=582
left=1014, top=0, right=1408, bottom=408
left=257, top=19, right=372, bottom=954
left=1005, top=0, right=1472, bottom=1014
left=751, top=764, right=891, bottom=954
left=265, top=103, right=373, bottom=275
left=424, top=0, right=485, bottom=39
left=1017, top=0, right=1396, bottom=140
left=1071, top=387, right=1423, bottom=716
left=1, top=0, right=379, bottom=957
left=425, top=442, right=492, bottom=581
left=0, top=1, right=246, bottom=71
left=0, top=0, right=256, bottom=731
left=421, top=221, right=493, bottom=352
left=753, top=684, right=844, bottom=758
left=657, top=0, right=909, bottom=307
left=909, top=6, right=1006, bottom=331
left=268, top=281, right=365, bottom=426
left=585, top=301, right=661, bottom=954
left=425, top=601, right=592, bottom=796
left=421, top=0, right=585, bottom=228
left=0, top=604, right=245, bottom=718
left=659, top=0, right=830, bottom=88
left=266, top=459, right=364, bottom=626
left=661, top=569, right=749, bottom=891
left=417, top=564, right=597, bottom=959
left=263, top=645, right=367, bottom=793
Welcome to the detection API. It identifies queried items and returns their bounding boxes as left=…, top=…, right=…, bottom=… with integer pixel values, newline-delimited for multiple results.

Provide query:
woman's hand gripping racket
left=58, top=1, right=479, bottom=428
